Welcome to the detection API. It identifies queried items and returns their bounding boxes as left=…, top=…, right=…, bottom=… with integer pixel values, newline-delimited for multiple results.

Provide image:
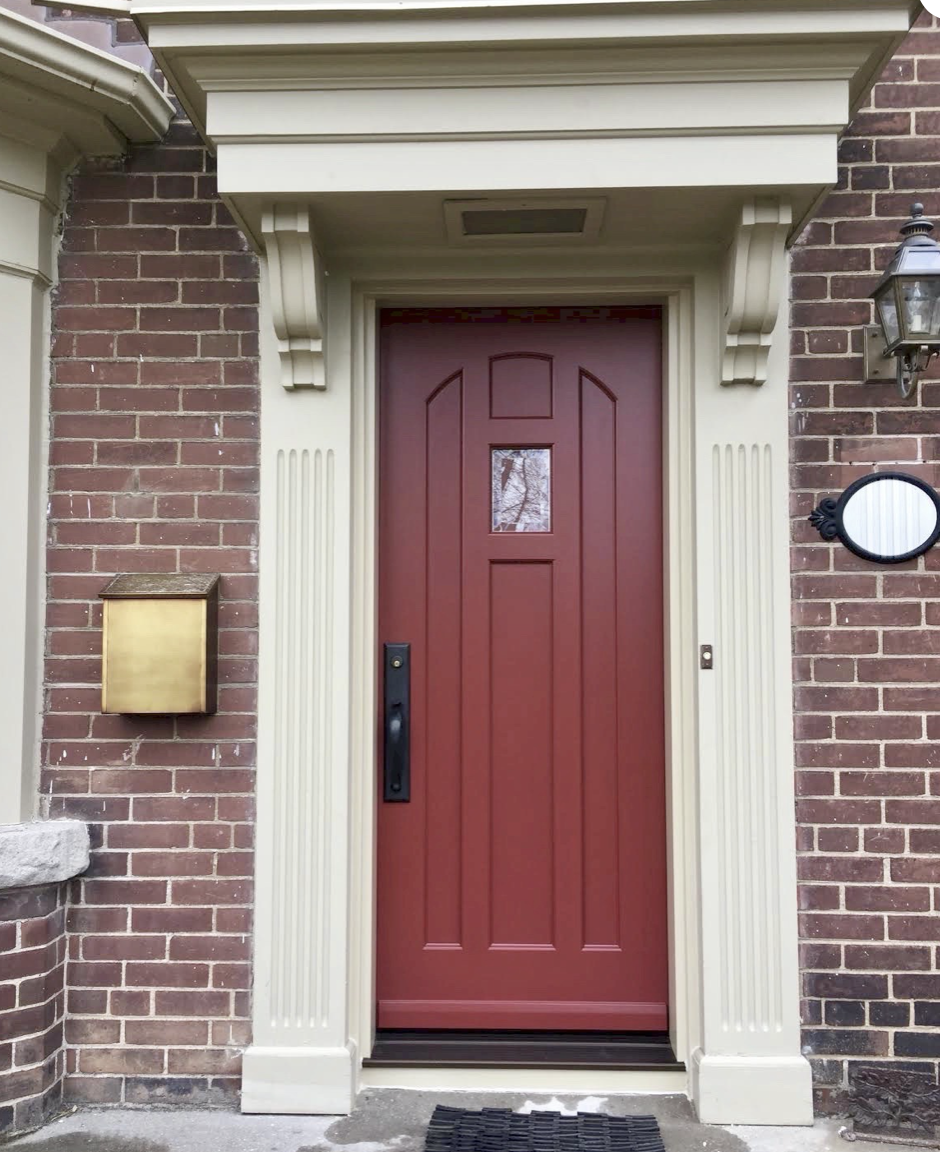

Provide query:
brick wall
left=792, top=9, right=940, bottom=1118
left=0, top=885, right=67, bottom=1138
left=43, top=119, right=259, bottom=1107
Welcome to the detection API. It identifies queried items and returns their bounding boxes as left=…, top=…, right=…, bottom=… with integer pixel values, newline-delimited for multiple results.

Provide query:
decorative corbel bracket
left=261, top=204, right=326, bottom=390
left=721, top=198, right=792, bottom=386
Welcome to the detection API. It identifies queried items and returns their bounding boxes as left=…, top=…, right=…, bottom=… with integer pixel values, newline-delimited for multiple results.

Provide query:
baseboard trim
left=241, top=1044, right=355, bottom=1115
left=690, top=1048, right=814, bottom=1125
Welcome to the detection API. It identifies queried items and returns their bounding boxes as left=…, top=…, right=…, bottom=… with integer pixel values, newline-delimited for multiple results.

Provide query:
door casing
left=374, top=306, right=670, bottom=1032
left=342, top=265, right=701, bottom=1091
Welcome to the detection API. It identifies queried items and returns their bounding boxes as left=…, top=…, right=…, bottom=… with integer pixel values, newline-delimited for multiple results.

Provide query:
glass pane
left=876, top=287, right=901, bottom=346
left=900, top=277, right=940, bottom=339
left=842, top=477, right=939, bottom=560
left=491, top=448, right=551, bottom=532
left=899, top=252, right=940, bottom=273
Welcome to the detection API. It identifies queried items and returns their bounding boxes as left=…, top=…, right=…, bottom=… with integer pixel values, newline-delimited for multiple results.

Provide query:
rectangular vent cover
left=463, top=207, right=587, bottom=236
left=444, top=198, right=605, bottom=245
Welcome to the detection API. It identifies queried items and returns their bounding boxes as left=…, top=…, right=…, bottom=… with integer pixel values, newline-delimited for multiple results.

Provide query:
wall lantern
left=865, top=203, right=940, bottom=399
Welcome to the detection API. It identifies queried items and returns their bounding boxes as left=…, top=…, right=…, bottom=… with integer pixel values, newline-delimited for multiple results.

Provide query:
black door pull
left=384, top=644, right=410, bottom=802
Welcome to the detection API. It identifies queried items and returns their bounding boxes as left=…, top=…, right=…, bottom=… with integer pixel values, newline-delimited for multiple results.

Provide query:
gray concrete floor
left=3, top=1091, right=913, bottom=1152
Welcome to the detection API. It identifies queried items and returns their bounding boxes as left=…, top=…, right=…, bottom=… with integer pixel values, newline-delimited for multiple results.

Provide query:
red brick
left=130, top=908, right=213, bottom=934
left=844, top=944, right=931, bottom=970
left=125, top=963, right=209, bottom=988
left=798, top=856, right=885, bottom=882
left=168, top=935, right=250, bottom=962
left=170, top=881, right=251, bottom=906
left=888, top=916, right=940, bottom=941
left=67, top=962, right=122, bottom=988
left=891, top=858, right=940, bottom=882
left=82, top=936, right=166, bottom=962
left=848, top=886, right=931, bottom=913
left=131, top=853, right=212, bottom=877
left=81, top=880, right=167, bottom=906
left=124, top=1020, right=208, bottom=1045
left=80, top=1048, right=164, bottom=1074
left=841, top=772, right=926, bottom=797
left=167, top=1047, right=240, bottom=1075
left=801, top=914, right=884, bottom=940
left=153, top=991, right=230, bottom=1016
left=107, top=825, right=190, bottom=850
left=109, top=991, right=151, bottom=1016
left=64, top=1019, right=121, bottom=1045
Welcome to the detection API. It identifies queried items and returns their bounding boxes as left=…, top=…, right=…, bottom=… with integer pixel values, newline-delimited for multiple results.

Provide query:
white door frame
left=348, top=273, right=697, bottom=1081
left=244, top=249, right=811, bottom=1125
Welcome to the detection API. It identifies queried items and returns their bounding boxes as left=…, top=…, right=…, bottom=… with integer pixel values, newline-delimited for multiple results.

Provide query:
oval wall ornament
left=810, top=472, right=940, bottom=564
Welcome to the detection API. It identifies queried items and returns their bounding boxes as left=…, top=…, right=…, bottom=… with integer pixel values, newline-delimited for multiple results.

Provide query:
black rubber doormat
left=425, top=1105, right=666, bottom=1152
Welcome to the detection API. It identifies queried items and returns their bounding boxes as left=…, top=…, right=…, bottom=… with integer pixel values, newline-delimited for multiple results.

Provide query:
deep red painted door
left=377, top=308, right=667, bottom=1031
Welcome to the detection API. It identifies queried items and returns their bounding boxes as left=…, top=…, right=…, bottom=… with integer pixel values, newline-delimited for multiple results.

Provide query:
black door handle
left=384, top=644, right=410, bottom=802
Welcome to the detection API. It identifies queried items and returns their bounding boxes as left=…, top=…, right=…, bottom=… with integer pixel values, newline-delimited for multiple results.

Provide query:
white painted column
left=0, top=138, right=55, bottom=824
left=690, top=250, right=813, bottom=1125
left=242, top=244, right=355, bottom=1114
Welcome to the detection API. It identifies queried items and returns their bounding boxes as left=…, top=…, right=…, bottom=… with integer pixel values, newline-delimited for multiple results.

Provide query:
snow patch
left=517, top=1096, right=608, bottom=1116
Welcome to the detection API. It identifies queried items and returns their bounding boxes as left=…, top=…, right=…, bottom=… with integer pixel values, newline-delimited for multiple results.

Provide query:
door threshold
left=364, top=1030, right=683, bottom=1071
left=359, top=1065, right=689, bottom=1094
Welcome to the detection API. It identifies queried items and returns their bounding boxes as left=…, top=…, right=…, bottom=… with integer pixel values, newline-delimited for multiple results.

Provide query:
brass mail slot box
left=100, top=574, right=220, bottom=714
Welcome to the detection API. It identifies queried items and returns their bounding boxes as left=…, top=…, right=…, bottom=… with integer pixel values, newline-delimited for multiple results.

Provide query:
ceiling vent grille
left=444, top=198, right=606, bottom=244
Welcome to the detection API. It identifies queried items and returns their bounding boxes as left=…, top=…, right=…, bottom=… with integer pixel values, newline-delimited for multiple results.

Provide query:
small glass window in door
left=491, top=448, right=551, bottom=533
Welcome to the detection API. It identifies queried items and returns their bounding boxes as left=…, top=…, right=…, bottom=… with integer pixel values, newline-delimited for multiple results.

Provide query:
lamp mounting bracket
left=863, top=324, right=896, bottom=382
left=721, top=197, right=792, bottom=387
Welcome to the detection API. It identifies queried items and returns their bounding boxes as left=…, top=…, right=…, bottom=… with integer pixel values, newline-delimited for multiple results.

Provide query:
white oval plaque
left=811, top=473, right=940, bottom=564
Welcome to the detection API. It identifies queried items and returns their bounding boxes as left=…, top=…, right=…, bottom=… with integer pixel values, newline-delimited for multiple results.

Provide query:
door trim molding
left=347, top=271, right=699, bottom=1087
left=246, top=254, right=811, bottom=1124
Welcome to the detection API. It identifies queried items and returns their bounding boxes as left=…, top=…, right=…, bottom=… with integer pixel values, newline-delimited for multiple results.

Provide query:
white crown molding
left=33, top=0, right=920, bottom=15
left=720, top=197, right=792, bottom=387
left=262, top=205, right=327, bottom=390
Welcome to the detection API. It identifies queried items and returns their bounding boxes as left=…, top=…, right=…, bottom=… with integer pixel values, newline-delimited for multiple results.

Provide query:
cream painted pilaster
left=0, top=141, right=52, bottom=822
left=690, top=253, right=812, bottom=1125
left=242, top=260, right=355, bottom=1115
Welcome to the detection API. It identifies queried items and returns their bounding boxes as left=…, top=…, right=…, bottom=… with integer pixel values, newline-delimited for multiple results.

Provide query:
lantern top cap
left=872, top=203, right=940, bottom=299
left=901, top=203, right=934, bottom=239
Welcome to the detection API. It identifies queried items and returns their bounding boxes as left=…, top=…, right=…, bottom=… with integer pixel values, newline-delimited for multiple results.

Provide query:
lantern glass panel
left=900, top=252, right=940, bottom=273
left=876, top=285, right=901, bottom=347
left=899, top=277, right=940, bottom=341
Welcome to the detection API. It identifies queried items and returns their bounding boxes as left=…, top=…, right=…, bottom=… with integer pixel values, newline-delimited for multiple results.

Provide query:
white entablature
left=41, top=0, right=915, bottom=390
left=41, top=0, right=914, bottom=248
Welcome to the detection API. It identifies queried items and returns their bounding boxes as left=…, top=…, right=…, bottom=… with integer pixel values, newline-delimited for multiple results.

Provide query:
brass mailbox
left=100, top=574, right=220, bottom=714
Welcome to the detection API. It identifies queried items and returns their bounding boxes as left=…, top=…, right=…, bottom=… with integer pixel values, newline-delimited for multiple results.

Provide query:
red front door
left=377, top=307, right=667, bottom=1032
